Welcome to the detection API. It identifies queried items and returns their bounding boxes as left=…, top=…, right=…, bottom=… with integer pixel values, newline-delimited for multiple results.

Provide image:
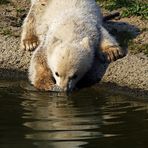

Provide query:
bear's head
left=47, top=37, right=94, bottom=92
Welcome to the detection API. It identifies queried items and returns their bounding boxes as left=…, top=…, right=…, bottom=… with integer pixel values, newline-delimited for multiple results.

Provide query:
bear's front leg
left=34, top=69, right=54, bottom=91
left=20, top=0, right=48, bottom=51
left=29, top=50, right=58, bottom=91
left=20, top=10, right=39, bottom=51
left=99, top=26, right=126, bottom=62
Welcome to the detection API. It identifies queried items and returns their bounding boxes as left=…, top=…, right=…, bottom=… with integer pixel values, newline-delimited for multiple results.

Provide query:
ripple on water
left=0, top=80, right=148, bottom=148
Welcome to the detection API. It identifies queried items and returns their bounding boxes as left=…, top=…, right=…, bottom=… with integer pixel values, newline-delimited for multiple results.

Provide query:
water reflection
left=21, top=86, right=148, bottom=148
left=21, top=90, right=103, bottom=147
left=0, top=81, right=148, bottom=148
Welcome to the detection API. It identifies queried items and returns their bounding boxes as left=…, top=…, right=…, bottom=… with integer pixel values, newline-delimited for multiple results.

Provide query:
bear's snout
left=57, top=79, right=73, bottom=92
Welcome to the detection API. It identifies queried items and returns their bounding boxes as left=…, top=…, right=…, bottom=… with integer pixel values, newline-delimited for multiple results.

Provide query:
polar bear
left=21, top=0, right=124, bottom=92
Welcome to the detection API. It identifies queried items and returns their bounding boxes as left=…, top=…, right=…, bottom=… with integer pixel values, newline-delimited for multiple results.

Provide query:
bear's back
left=36, top=0, right=102, bottom=43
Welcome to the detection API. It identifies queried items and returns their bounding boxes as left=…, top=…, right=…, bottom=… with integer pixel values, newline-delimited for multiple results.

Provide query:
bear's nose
left=62, top=85, right=72, bottom=92
left=57, top=85, right=68, bottom=92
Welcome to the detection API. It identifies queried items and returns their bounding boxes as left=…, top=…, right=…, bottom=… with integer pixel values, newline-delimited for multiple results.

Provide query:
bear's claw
left=21, top=35, right=39, bottom=51
left=101, top=45, right=125, bottom=62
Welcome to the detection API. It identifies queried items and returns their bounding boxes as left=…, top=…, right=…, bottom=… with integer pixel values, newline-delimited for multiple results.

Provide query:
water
left=0, top=80, right=148, bottom=148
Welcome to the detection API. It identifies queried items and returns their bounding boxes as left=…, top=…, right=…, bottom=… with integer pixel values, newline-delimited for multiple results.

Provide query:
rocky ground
left=0, top=0, right=148, bottom=94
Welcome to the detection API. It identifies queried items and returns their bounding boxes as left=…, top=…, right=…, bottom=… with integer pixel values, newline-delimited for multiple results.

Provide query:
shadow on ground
left=77, top=20, right=140, bottom=88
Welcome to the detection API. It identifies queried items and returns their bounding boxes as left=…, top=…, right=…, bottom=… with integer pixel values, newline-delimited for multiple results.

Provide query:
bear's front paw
left=35, top=83, right=61, bottom=92
left=101, top=45, right=126, bottom=62
left=34, top=79, right=53, bottom=91
left=20, top=34, right=39, bottom=51
left=34, top=77, right=61, bottom=92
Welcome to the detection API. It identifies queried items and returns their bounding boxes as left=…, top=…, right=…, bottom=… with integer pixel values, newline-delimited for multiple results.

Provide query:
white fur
left=35, top=0, right=102, bottom=44
left=28, top=47, right=38, bottom=85
left=39, top=0, right=102, bottom=91
left=48, top=38, right=94, bottom=91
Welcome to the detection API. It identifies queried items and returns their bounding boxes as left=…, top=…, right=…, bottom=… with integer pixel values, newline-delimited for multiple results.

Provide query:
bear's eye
left=55, top=72, right=59, bottom=77
left=71, top=74, right=78, bottom=79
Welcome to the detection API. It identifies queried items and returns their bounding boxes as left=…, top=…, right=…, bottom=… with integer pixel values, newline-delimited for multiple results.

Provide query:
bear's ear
left=80, top=37, right=90, bottom=49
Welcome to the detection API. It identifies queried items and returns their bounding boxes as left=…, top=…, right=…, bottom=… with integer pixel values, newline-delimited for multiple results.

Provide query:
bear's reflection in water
left=21, top=89, right=104, bottom=147
left=21, top=87, right=148, bottom=148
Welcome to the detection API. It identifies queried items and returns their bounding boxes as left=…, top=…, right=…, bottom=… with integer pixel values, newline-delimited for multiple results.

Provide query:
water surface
left=0, top=80, right=148, bottom=148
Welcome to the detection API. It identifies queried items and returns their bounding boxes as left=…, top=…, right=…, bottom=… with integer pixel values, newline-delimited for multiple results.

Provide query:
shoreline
left=0, top=47, right=148, bottom=95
